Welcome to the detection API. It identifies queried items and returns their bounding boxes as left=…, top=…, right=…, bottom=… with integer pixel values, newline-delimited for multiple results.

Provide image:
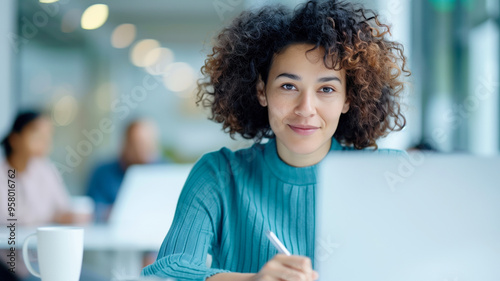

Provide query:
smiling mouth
left=288, top=125, right=319, bottom=136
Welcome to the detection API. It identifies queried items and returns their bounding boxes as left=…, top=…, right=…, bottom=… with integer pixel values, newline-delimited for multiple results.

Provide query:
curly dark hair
left=197, top=0, right=409, bottom=149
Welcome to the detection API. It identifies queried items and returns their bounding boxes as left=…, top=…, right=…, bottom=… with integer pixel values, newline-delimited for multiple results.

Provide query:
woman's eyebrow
left=275, top=73, right=300, bottom=80
left=318, top=76, right=342, bottom=84
left=275, top=73, right=342, bottom=84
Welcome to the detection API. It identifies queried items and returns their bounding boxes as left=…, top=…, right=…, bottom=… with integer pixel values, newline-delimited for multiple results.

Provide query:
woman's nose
left=294, top=91, right=316, bottom=117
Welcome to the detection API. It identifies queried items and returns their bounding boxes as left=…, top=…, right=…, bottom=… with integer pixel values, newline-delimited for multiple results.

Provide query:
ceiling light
left=130, top=39, right=160, bottom=67
left=81, top=4, right=109, bottom=30
left=111, top=23, right=136, bottom=48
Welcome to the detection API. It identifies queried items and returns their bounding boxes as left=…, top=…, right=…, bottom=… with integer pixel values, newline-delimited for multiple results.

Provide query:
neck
left=276, top=139, right=331, bottom=167
left=7, top=152, right=30, bottom=173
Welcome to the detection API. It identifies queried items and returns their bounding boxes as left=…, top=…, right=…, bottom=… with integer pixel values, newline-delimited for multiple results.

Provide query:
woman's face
left=257, top=43, right=349, bottom=167
left=11, top=117, right=54, bottom=157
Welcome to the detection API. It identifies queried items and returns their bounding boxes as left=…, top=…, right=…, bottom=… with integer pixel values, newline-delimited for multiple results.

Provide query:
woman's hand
left=251, top=254, right=319, bottom=281
left=206, top=255, right=319, bottom=281
left=54, top=211, right=92, bottom=225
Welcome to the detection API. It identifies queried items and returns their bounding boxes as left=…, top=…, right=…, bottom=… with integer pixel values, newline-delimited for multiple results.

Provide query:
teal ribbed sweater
left=141, top=137, right=403, bottom=280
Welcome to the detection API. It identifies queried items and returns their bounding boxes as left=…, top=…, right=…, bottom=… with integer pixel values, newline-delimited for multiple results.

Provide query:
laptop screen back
left=316, top=154, right=500, bottom=281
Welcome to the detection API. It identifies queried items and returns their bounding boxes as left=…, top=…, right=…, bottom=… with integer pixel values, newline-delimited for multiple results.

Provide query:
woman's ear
left=342, top=101, right=350, bottom=113
left=256, top=76, right=267, bottom=107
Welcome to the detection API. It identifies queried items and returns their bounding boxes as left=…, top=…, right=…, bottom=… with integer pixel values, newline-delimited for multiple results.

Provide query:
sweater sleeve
left=141, top=153, right=230, bottom=280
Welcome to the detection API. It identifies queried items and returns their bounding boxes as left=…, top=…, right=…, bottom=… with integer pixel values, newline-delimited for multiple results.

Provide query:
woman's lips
left=288, top=124, right=319, bottom=136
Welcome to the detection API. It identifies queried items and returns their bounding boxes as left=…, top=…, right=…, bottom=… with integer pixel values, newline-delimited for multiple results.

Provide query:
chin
left=283, top=139, right=322, bottom=155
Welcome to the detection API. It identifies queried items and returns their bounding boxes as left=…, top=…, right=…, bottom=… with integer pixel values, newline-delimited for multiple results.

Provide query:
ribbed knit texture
left=141, top=138, right=403, bottom=280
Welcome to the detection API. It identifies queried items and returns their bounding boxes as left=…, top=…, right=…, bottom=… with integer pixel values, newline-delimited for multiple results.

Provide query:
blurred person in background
left=86, top=119, right=161, bottom=223
left=0, top=111, right=84, bottom=224
left=0, top=110, right=92, bottom=281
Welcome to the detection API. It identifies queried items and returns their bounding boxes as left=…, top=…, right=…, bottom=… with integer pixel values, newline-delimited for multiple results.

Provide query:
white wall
left=468, top=20, right=499, bottom=155
left=375, top=0, right=416, bottom=150
left=0, top=0, right=15, bottom=146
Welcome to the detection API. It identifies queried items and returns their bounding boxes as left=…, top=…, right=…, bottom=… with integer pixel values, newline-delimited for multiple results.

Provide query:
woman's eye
left=320, top=87, right=335, bottom=93
left=281, top=84, right=296, bottom=91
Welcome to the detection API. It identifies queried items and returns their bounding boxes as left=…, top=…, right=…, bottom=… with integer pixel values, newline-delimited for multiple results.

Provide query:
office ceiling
left=18, top=0, right=248, bottom=47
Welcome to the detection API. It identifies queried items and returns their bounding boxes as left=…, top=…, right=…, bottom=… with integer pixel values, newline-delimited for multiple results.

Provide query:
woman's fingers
left=274, top=255, right=314, bottom=274
left=260, top=260, right=308, bottom=281
left=261, top=260, right=307, bottom=280
left=260, top=255, right=318, bottom=281
left=311, top=270, right=319, bottom=280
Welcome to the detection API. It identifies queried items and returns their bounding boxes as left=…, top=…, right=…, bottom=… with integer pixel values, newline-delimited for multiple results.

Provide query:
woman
left=142, top=1, right=408, bottom=280
left=0, top=111, right=80, bottom=281
left=0, top=111, right=75, bottom=225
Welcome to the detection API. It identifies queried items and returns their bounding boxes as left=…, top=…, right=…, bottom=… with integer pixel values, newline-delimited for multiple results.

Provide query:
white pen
left=265, top=230, right=291, bottom=256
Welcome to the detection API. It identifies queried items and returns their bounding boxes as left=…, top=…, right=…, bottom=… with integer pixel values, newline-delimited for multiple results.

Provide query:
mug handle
left=22, top=233, right=41, bottom=278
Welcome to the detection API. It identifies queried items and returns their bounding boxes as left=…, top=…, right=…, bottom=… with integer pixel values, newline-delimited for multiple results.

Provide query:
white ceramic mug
left=22, top=226, right=84, bottom=281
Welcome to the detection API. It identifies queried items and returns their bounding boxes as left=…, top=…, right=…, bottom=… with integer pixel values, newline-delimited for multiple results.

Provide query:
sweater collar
left=263, top=137, right=343, bottom=185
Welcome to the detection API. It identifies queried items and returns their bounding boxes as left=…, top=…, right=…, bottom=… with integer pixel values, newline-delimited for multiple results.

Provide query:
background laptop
left=108, top=164, right=193, bottom=249
left=316, top=153, right=500, bottom=281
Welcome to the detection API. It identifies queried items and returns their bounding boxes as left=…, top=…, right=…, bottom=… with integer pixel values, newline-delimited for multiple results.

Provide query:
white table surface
left=0, top=224, right=163, bottom=251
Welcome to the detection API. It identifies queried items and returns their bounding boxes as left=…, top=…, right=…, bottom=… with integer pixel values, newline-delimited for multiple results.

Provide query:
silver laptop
left=316, top=153, right=500, bottom=281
